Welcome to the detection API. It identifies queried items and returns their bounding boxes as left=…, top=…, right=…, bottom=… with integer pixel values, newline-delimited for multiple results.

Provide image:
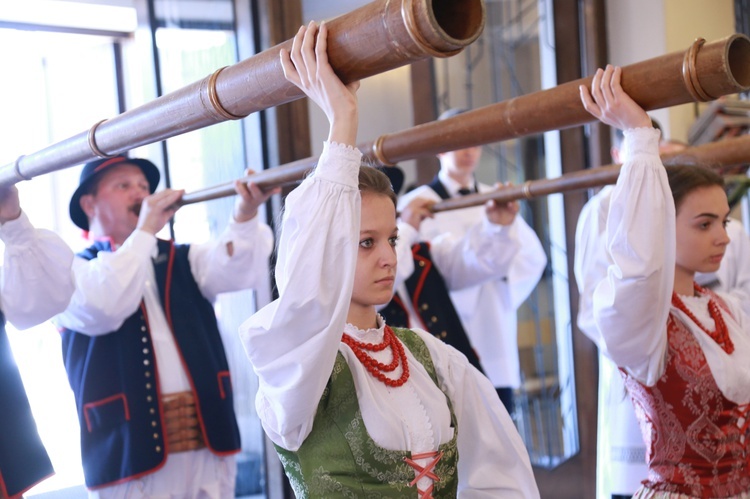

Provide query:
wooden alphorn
left=0, top=0, right=486, bottom=188
left=432, top=134, right=750, bottom=212
left=363, top=35, right=750, bottom=166
left=178, top=34, right=750, bottom=206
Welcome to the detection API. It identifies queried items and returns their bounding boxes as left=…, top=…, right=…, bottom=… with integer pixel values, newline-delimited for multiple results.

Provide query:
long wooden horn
left=179, top=34, right=750, bottom=205
left=431, top=134, right=750, bottom=212
left=0, top=0, right=486, bottom=188
left=363, top=35, right=750, bottom=166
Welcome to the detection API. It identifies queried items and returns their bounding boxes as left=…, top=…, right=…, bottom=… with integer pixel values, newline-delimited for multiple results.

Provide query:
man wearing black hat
left=0, top=185, right=74, bottom=498
left=54, top=156, right=275, bottom=496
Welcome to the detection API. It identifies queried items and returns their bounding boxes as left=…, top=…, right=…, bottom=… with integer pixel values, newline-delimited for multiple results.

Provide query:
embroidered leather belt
left=162, top=391, right=205, bottom=453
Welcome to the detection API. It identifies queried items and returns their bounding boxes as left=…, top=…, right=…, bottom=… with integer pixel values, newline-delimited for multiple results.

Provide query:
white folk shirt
left=575, top=154, right=750, bottom=498
left=592, top=126, right=750, bottom=405
left=0, top=211, right=74, bottom=328
left=54, top=217, right=274, bottom=395
left=576, top=130, right=750, bottom=498
left=239, top=141, right=540, bottom=498
left=391, top=212, right=525, bottom=334
left=576, top=187, right=750, bottom=347
left=397, top=173, right=547, bottom=388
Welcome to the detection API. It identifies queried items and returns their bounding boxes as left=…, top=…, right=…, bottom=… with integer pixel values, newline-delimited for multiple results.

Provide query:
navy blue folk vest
left=0, top=311, right=54, bottom=498
left=60, top=239, right=240, bottom=489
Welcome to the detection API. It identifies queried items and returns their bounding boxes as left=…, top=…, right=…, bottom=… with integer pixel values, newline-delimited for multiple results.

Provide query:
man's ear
left=80, top=194, right=95, bottom=219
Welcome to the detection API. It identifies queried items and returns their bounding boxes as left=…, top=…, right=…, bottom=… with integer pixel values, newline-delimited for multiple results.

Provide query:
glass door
left=0, top=28, right=121, bottom=496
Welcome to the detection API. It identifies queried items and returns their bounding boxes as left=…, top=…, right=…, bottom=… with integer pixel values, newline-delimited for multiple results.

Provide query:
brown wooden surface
left=265, top=0, right=311, bottom=169
left=253, top=1, right=307, bottom=497
left=359, top=33, right=750, bottom=166
left=536, top=1, right=596, bottom=496
left=581, top=0, right=612, bottom=170
left=0, top=0, right=486, bottom=187
left=429, top=132, right=750, bottom=211
left=178, top=33, right=750, bottom=204
left=180, top=34, right=750, bottom=206
left=184, top=130, right=750, bottom=206
left=410, top=58, right=440, bottom=186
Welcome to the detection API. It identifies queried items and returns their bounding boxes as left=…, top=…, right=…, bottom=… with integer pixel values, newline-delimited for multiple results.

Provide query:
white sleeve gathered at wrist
left=0, top=211, right=34, bottom=245
left=314, top=141, right=362, bottom=187
left=0, top=212, right=75, bottom=329
left=594, top=125, right=673, bottom=385
left=326, top=140, right=360, bottom=154
left=122, top=229, right=158, bottom=258
left=226, top=213, right=260, bottom=233
left=396, top=221, right=420, bottom=247
left=239, top=140, right=361, bottom=450
left=482, top=216, right=511, bottom=236
left=622, top=127, right=661, bottom=161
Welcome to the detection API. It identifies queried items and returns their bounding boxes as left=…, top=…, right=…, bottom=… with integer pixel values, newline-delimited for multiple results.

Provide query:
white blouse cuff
left=482, top=215, right=511, bottom=236
left=623, top=127, right=661, bottom=159
left=226, top=213, right=260, bottom=234
left=396, top=221, right=420, bottom=247
left=0, top=211, right=34, bottom=245
left=313, top=141, right=363, bottom=187
left=121, top=229, right=159, bottom=258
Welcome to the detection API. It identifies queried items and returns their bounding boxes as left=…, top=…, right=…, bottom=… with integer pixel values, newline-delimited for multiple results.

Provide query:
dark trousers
left=496, top=387, right=515, bottom=416
left=612, top=495, right=633, bottom=499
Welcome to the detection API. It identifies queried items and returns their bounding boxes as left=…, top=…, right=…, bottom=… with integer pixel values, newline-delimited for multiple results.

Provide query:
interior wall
left=663, top=0, right=736, bottom=141
left=604, top=0, right=669, bottom=137
left=605, top=0, right=736, bottom=142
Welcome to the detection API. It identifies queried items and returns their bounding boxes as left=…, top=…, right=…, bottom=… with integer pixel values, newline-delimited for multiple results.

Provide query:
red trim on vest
left=391, top=294, right=411, bottom=328
left=160, top=241, right=239, bottom=458
left=85, top=301, right=172, bottom=489
left=218, top=371, right=231, bottom=399
left=0, top=469, right=55, bottom=499
left=83, top=393, right=130, bottom=432
left=410, top=243, right=432, bottom=331
left=164, top=242, right=176, bottom=330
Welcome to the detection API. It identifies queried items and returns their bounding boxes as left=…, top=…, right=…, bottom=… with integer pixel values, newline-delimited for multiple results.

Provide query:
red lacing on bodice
left=731, top=403, right=750, bottom=470
left=404, top=450, right=443, bottom=499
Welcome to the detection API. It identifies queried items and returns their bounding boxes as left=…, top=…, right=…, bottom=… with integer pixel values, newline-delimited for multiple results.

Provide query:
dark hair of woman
left=664, top=164, right=724, bottom=211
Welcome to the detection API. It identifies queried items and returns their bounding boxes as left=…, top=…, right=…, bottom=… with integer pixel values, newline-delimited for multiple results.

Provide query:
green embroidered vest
left=275, top=327, right=459, bottom=498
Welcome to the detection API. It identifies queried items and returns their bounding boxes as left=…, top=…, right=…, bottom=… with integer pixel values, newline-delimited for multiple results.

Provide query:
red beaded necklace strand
left=341, top=325, right=410, bottom=387
left=671, top=283, right=735, bottom=354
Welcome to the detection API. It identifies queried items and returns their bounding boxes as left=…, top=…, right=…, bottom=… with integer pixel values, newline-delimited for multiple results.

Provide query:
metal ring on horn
left=13, top=155, right=31, bottom=181
left=681, top=38, right=714, bottom=102
left=521, top=180, right=533, bottom=200
left=372, top=135, right=396, bottom=166
left=88, top=119, right=115, bottom=158
left=400, top=0, right=461, bottom=58
left=207, top=67, right=246, bottom=121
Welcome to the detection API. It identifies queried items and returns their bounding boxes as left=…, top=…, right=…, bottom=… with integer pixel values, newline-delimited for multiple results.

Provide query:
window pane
left=432, top=0, right=579, bottom=468
left=0, top=28, right=120, bottom=495
left=154, top=1, right=268, bottom=495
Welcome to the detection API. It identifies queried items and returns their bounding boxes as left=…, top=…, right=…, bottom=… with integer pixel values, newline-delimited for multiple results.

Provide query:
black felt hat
left=69, top=156, right=160, bottom=230
left=377, top=165, right=405, bottom=195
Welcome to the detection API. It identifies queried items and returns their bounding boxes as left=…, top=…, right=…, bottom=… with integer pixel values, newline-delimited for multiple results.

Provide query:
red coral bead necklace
left=341, top=325, right=410, bottom=387
left=671, top=283, right=734, bottom=354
